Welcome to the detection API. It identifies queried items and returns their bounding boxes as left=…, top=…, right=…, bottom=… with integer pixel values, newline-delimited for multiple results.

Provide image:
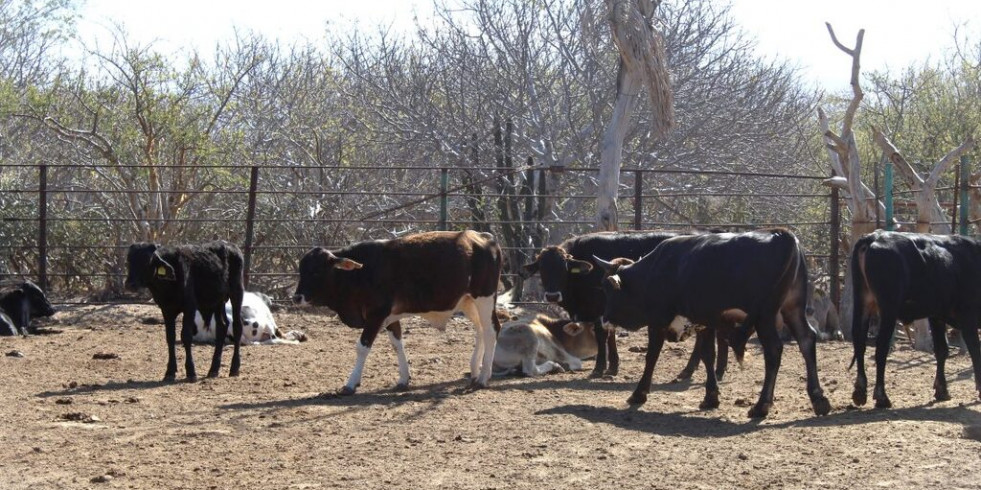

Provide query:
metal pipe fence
left=0, top=162, right=839, bottom=305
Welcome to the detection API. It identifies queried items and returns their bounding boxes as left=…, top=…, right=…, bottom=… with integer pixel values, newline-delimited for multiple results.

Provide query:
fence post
left=242, top=166, right=259, bottom=288
left=829, top=172, right=841, bottom=311
left=633, top=170, right=643, bottom=230
left=884, top=160, right=894, bottom=231
left=439, top=167, right=448, bottom=231
left=37, top=163, right=48, bottom=291
left=960, top=155, right=970, bottom=236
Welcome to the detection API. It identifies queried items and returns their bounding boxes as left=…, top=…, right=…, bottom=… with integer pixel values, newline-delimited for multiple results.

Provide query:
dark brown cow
left=851, top=230, right=981, bottom=408
left=597, top=229, right=830, bottom=418
left=293, top=230, right=503, bottom=394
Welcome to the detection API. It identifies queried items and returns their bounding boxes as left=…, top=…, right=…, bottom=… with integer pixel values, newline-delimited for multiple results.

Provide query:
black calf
left=125, top=241, right=245, bottom=382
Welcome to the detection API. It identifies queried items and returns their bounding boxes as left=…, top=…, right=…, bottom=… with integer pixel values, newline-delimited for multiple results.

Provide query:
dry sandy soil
left=2, top=303, right=981, bottom=489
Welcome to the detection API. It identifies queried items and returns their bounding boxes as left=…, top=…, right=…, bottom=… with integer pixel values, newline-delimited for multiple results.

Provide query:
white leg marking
left=388, top=330, right=411, bottom=387
left=473, top=295, right=498, bottom=386
left=344, top=340, right=372, bottom=392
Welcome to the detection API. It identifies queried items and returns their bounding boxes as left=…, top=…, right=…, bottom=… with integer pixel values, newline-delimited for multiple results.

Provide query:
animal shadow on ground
left=36, top=379, right=178, bottom=398
left=536, top=401, right=981, bottom=438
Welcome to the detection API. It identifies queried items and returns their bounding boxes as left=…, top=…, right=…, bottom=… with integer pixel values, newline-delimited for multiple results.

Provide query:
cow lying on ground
left=125, top=241, right=245, bottom=382
left=807, top=283, right=841, bottom=341
left=492, top=314, right=597, bottom=377
left=521, top=231, right=683, bottom=377
left=0, top=280, right=55, bottom=336
left=293, top=230, right=503, bottom=394
left=194, top=291, right=304, bottom=345
left=596, top=228, right=830, bottom=418
left=851, top=231, right=981, bottom=408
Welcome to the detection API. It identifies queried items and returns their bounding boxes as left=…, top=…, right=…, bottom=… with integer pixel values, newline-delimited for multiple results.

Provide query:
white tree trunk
left=596, top=69, right=643, bottom=231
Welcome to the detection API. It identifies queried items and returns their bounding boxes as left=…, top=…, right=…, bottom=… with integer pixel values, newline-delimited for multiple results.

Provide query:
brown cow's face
left=523, top=247, right=593, bottom=303
left=293, top=247, right=362, bottom=307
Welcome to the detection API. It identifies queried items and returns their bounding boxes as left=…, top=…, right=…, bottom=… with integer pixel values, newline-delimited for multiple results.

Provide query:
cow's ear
left=333, top=258, right=363, bottom=271
left=520, top=260, right=540, bottom=278
left=567, top=259, right=593, bottom=274
left=563, top=321, right=586, bottom=336
left=149, top=253, right=177, bottom=281
left=606, top=275, right=622, bottom=291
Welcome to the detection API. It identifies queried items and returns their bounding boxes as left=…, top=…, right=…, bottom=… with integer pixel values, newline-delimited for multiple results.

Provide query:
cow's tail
left=847, top=235, right=876, bottom=371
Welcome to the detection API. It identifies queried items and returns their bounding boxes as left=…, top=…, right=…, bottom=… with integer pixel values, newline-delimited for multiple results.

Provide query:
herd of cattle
left=3, top=227, right=981, bottom=419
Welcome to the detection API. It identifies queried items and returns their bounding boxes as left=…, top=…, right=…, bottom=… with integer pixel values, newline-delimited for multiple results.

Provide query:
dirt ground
left=2, top=303, right=981, bottom=490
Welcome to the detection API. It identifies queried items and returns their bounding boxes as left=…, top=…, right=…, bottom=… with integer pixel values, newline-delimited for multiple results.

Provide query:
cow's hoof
left=874, top=396, right=892, bottom=409
left=812, top=396, right=832, bottom=416
left=228, top=369, right=240, bottom=378
left=185, top=374, right=198, bottom=383
left=605, top=366, right=619, bottom=377
left=747, top=402, right=771, bottom=419
left=934, top=388, right=951, bottom=402
left=337, top=385, right=357, bottom=396
left=162, top=373, right=177, bottom=383
left=627, top=392, right=648, bottom=405
left=588, top=368, right=605, bottom=379
left=206, top=370, right=220, bottom=379
left=715, top=372, right=725, bottom=382
left=673, top=370, right=694, bottom=382
left=466, top=380, right=488, bottom=391
left=394, top=383, right=410, bottom=392
left=699, top=393, right=720, bottom=410
left=852, top=389, right=867, bottom=407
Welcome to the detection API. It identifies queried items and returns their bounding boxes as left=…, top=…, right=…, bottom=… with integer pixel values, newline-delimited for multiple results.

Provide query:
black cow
left=125, top=241, right=245, bottom=382
left=522, top=231, right=740, bottom=380
left=293, top=230, right=503, bottom=394
left=596, top=228, right=830, bottom=418
left=0, top=281, right=55, bottom=336
left=851, top=230, right=981, bottom=408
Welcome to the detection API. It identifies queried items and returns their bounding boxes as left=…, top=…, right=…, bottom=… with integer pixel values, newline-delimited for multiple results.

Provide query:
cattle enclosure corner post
left=829, top=173, right=841, bottom=310
left=633, top=170, right=644, bottom=230
left=37, top=163, right=48, bottom=292
left=960, top=155, right=970, bottom=236
left=884, top=159, right=894, bottom=231
left=242, top=165, right=260, bottom=289
left=439, top=168, right=449, bottom=231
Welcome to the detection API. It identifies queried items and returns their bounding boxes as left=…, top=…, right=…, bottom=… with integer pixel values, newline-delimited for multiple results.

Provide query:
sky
left=73, top=0, right=981, bottom=93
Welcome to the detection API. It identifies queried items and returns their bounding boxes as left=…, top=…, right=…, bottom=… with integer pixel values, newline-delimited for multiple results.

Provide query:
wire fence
left=0, top=161, right=841, bottom=306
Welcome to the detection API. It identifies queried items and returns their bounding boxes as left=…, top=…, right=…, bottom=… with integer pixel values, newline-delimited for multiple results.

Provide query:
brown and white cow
left=293, top=230, right=503, bottom=394
left=492, top=314, right=598, bottom=377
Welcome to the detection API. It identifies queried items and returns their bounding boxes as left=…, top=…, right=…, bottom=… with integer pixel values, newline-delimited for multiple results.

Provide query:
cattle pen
left=4, top=160, right=981, bottom=489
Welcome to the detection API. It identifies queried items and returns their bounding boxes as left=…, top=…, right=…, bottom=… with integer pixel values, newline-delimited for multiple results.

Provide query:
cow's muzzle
left=544, top=292, right=562, bottom=303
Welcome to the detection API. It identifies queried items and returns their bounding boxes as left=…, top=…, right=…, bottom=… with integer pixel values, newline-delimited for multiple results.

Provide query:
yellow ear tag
left=570, top=267, right=581, bottom=274
left=156, top=266, right=168, bottom=277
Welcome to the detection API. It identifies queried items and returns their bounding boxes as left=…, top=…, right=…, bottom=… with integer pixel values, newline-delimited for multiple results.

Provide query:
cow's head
left=125, top=242, right=160, bottom=290
left=293, top=247, right=362, bottom=307
left=20, top=281, right=54, bottom=319
left=594, top=256, right=645, bottom=331
left=521, top=246, right=593, bottom=303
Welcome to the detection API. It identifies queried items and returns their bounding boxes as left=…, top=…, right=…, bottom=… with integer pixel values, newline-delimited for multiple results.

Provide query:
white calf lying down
left=194, top=292, right=304, bottom=345
left=493, top=314, right=598, bottom=376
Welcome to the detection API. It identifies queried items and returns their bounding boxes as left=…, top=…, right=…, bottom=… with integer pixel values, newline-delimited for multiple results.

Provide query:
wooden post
left=961, top=155, right=970, bottom=236
left=439, top=168, right=449, bottom=231
left=830, top=173, right=841, bottom=310
left=633, top=170, right=643, bottom=230
left=242, top=166, right=260, bottom=288
left=37, top=163, right=48, bottom=291
left=884, top=160, right=894, bottom=231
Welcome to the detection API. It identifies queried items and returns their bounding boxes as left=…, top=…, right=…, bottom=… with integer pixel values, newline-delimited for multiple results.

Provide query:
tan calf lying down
left=493, top=315, right=598, bottom=376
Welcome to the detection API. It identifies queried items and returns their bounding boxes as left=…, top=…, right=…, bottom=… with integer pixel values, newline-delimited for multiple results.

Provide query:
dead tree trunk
left=819, top=24, right=885, bottom=341
left=596, top=0, right=673, bottom=231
